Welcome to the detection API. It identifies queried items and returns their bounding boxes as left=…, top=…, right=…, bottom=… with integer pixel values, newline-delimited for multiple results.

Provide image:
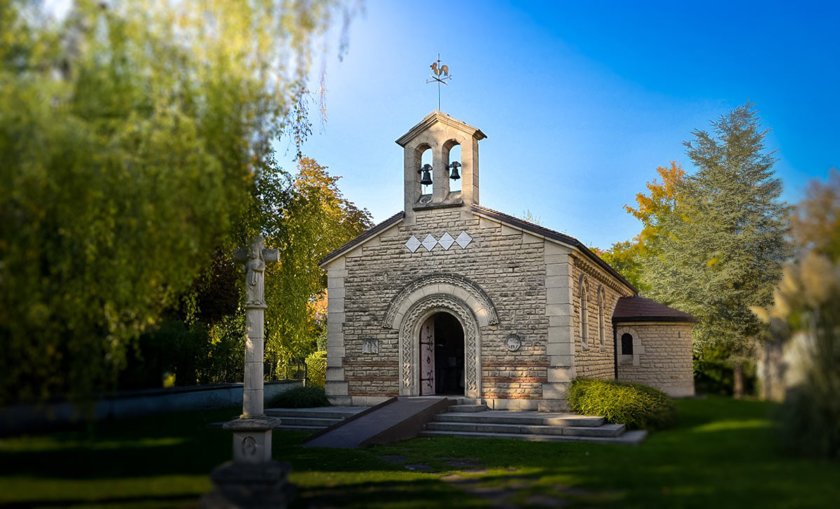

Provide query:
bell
left=449, top=161, right=461, bottom=180
left=419, top=164, right=433, bottom=186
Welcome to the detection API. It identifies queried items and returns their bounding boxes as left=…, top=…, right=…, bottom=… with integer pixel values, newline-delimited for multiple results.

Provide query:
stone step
left=270, top=417, right=343, bottom=427
left=436, top=411, right=604, bottom=427
left=449, top=404, right=488, bottom=413
left=265, top=406, right=366, bottom=420
left=272, top=424, right=327, bottom=432
left=425, top=421, right=625, bottom=438
left=451, top=398, right=482, bottom=405
left=418, top=429, right=648, bottom=445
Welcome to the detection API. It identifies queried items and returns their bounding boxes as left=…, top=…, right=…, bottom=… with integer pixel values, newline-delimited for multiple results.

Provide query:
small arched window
left=579, top=274, right=588, bottom=349
left=621, top=333, right=634, bottom=355
left=597, top=286, right=605, bottom=349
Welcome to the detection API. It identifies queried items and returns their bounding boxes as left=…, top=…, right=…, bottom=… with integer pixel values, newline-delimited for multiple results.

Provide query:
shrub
left=268, top=386, right=330, bottom=408
left=568, top=379, right=677, bottom=430
left=779, top=384, right=840, bottom=459
left=752, top=253, right=840, bottom=459
left=694, top=356, right=756, bottom=396
left=117, top=315, right=245, bottom=391
left=305, top=350, right=327, bottom=389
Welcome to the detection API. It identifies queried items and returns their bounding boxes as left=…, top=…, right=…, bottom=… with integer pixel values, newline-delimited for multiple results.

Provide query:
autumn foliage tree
left=599, top=162, right=685, bottom=292
left=254, top=158, right=373, bottom=376
left=625, top=162, right=686, bottom=247
left=791, top=169, right=840, bottom=262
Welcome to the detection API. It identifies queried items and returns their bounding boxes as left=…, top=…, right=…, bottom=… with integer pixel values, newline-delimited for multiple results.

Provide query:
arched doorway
left=419, top=312, right=465, bottom=396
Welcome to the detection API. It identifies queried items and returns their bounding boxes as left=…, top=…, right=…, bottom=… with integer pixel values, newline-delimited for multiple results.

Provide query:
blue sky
left=280, top=0, right=840, bottom=249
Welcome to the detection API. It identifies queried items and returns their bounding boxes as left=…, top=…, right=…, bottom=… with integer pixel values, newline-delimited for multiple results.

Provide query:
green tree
left=254, top=158, right=372, bottom=375
left=598, top=240, right=647, bottom=291
left=645, top=105, right=789, bottom=397
left=0, top=0, right=349, bottom=404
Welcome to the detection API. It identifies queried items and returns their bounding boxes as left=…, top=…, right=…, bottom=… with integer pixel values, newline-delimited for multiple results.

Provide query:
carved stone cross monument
left=235, top=237, right=278, bottom=420
left=202, top=237, right=294, bottom=508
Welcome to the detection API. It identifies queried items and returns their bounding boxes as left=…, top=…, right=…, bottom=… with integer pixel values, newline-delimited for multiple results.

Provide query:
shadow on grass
left=2, top=397, right=839, bottom=508
left=0, top=492, right=199, bottom=508
left=292, top=477, right=479, bottom=508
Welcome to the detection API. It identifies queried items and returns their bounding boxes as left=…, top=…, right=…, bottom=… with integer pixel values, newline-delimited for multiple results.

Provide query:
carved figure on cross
left=235, top=237, right=279, bottom=310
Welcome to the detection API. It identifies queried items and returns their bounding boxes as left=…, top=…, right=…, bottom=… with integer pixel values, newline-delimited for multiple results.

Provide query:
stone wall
left=325, top=205, right=640, bottom=409
left=0, top=381, right=302, bottom=435
left=571, top=256, right=631, bottom=380
left=327, top=206, right=552, bottom=409
left=615, top=322, right=695, bottom=397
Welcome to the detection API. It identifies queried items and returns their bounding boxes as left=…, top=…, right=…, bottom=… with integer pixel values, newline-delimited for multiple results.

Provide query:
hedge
left=305, top=350, right=327, bottom=389
left=267, top=386, right=330, bottom=408
left=568, top=378, right=677, bottom=430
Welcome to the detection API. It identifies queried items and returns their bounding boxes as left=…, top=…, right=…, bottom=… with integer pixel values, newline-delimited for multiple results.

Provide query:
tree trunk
left=733, top=360, right=744, bottom=399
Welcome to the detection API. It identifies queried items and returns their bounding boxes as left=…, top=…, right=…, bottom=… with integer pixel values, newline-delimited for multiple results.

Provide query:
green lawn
left=1, top=396, right=837, bottom=508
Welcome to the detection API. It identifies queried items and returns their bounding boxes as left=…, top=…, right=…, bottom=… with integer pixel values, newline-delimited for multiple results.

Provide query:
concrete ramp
left=303, top=397, right=453, bottom=448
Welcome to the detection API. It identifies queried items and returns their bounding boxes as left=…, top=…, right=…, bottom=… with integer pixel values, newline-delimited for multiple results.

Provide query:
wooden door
left=419, top=316, right=435, bottom=395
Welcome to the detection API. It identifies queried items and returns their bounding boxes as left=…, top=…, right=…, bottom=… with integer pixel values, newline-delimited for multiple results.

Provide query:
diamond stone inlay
left=422, top=234, right=438, bottom=252
left=438, top=232, right=455, bottom=250
left=455, top=231, right=472, bottom=249
left=405, top=236, right=421, bottom=252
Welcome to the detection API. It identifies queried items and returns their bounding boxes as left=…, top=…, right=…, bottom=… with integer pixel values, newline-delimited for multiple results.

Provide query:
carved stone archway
left=385, top=274, right=496, bottom=399
left=383, top=273, right=499, bottom=329
left=396, top=293, right=481, bottom=398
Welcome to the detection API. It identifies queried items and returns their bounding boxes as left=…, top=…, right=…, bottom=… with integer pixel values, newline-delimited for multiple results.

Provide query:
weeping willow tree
left=0, top=0, right=353, bottom=404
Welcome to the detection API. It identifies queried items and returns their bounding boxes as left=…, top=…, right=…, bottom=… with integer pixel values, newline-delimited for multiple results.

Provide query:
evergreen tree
left=645, top=105, right=789, bottom=396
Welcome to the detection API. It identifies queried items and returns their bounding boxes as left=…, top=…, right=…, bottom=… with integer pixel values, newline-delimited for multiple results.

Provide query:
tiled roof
left=612, top=296, right=696, bottom=323
left=469, top=205, right=637, bottom=293
left=319, top=205, right=638, bottom=296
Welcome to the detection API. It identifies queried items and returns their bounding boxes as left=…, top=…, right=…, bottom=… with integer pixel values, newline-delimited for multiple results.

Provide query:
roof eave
left=318, top=212, right=405, bottom=268
left=395, top=111, right=487, bottom=147
left=612, top=316, right=697, bottom=324
left=469, top=205, right=637, bottom=294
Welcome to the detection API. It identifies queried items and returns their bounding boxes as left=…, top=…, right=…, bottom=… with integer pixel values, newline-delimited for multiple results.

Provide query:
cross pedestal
left=202, top=237, right=295, bottom=508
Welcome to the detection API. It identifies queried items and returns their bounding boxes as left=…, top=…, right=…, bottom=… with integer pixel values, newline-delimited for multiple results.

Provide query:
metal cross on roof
left=426, top=54, right=452, bottom=111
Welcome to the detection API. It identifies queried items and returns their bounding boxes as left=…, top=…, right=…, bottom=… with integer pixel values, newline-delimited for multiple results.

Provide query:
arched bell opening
left=417, top=144, right=433, bottom=200
left=443, top=140, right=462, bottom=194
left=419, top=312, right=465, bottom=396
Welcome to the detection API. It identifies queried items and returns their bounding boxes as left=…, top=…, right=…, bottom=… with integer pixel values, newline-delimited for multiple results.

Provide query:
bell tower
left=396, top=111, right=486, bottom=224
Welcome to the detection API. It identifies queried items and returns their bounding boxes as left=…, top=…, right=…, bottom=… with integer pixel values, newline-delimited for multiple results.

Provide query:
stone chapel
left=320, top=111, right=695, bottom=411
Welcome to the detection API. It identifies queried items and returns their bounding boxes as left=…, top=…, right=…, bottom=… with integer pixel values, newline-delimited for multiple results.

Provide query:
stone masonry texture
left=616, top=323, right=695, bottom=397
left=339, top=207, right=549, bottom=407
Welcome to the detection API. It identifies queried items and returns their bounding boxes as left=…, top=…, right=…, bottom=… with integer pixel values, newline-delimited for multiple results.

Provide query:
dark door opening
left=419, top=312, right=465, bottom=396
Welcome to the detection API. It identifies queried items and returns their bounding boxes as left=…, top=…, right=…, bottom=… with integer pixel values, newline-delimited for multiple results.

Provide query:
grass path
left=1, top=396, right=837, bottom=507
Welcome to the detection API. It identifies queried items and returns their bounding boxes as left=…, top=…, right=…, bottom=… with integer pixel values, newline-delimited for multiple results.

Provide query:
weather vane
left=426, top=54, right=452, bottom=111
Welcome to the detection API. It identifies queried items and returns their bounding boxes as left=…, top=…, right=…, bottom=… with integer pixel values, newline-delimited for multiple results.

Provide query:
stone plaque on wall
left=505, top=334, right=522, bottom=352
left=362, top=338, right=379, bottom=355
